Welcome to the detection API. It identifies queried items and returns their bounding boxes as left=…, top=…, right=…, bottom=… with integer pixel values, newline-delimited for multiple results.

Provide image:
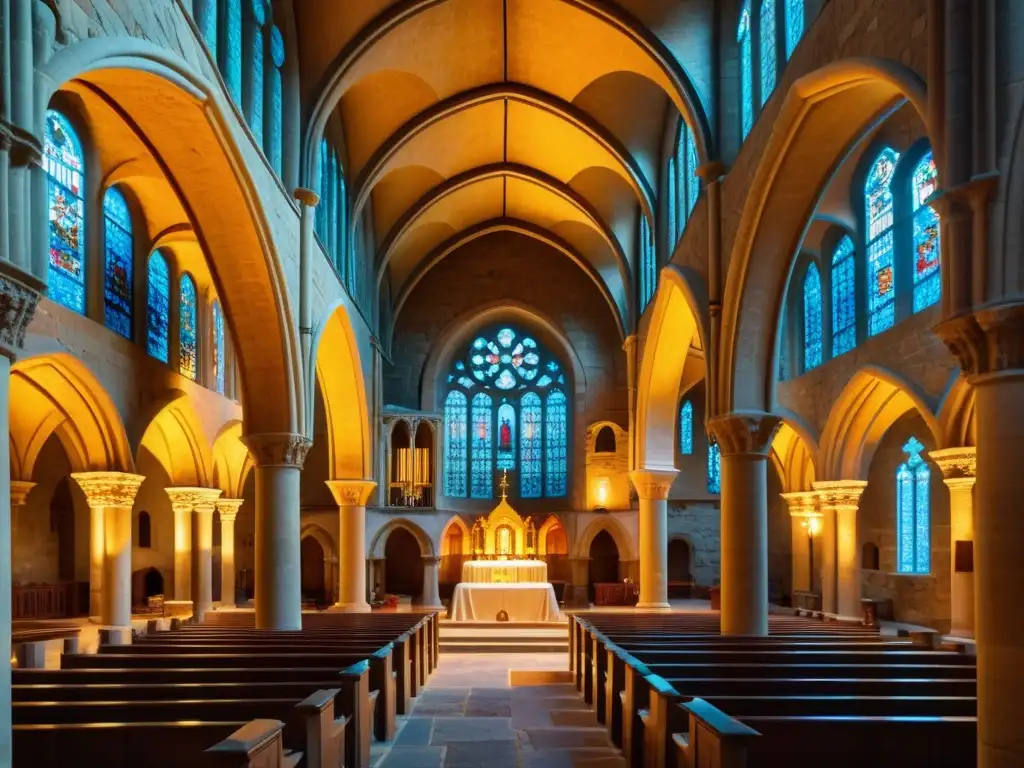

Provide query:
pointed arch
left=573, top=514, right=635, bottom=561
left=440, top=515, right=471, bottom=556
left=211, top=420, right=251, bottom=498
left=769, top=413, right=819, bottom=492
left=368, top=517, right=435, bottom=559
left=137, top=390, right=214, bottom=487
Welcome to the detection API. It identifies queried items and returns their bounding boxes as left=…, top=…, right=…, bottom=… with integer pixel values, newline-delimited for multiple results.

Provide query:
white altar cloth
left=460, top=559, right=548, bottom=584
left=449, top=583, right=560, bottom=622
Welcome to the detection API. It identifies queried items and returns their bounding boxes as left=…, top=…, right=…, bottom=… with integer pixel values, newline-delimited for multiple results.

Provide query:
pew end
left=672, top=697, right=760, bottom=768
left=205, top=718, right=301, bottom=768
left=339, top=660, right=372, bottom=768
left=295, top=689, right=346, bottom=768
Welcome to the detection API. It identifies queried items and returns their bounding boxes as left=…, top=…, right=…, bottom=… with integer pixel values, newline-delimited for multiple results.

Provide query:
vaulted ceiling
left=295, top=0, right=714, bottom=334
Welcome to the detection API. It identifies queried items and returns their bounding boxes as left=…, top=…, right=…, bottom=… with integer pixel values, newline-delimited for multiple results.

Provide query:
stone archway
left=588, top=530, right=621, bottom=604
left=384, top=528, right=425, bottom=600
left=300, top=536, right=327, bottom=605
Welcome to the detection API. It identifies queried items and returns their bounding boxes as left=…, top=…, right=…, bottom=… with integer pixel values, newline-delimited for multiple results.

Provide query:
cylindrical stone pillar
left=709, top=413, right=780, bottom=636
left=814, top=481, right=868, bottom=619
left=167, top=493, right=193, bottom=602
left=216, top=499, right=243, bottom=607
left=781, top=491, right=818, bottom=596
left=191, top=491, right=221, bottom=622
left=931, top=448, right=976, bottom=637
left=243, top=434, right=311, bottom=630
left=89, top=506, right=104, bottom=616
left=421, top=556, right=444, bottom=609
left=629, top=469, right=678, bottom=610
left=326, top=480, right=377, bottom=612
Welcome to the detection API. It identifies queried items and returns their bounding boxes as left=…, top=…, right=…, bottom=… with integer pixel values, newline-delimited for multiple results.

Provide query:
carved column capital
left=929, top=446, right=977, bottom=489
left=935, top=303, right=1024, bottom=382
left=10, top=480, right=36, bottom=508
left=812, top=480, right=868, bottom=511
left=780, top=490, right=819, bottom=518
left=165, top=486, right=222, bottom=513
left=215, top=498, right=244, bottom=523
left=326, top=479, right=377, bottom=507
left=243, top=433, right=312, bottom=469
left=629, top=468, right=678, bottom=500
left=707, top=411, right=781, bottom=457
left=72, top=472, right=145, bottom=509
left=0, top=260, right=45, bottom=361
left=293, top=187, right=320, bottom=207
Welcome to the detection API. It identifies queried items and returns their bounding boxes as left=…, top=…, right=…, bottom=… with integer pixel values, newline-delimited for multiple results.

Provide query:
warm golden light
left=807, top=516, right=823, bottom=536
left=595, top=476, right=610, bottom=507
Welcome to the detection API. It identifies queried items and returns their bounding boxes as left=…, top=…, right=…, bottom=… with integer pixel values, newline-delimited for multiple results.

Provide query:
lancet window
left=44, top=110, right=86, bottom=314
left=897, top=436, right=931, bottom=575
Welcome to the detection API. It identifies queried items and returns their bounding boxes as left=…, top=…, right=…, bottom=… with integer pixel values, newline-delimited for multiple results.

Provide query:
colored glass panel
left=520, top=392, right=542, bottom=498
left=785, top=0, right=804, bottom=59
left=707, top=439, right=721, bottom=494
left=545, top=390, right=568, bottom=497
left=739, top=3, right=753, bottom=138
left=212, top=300, right=225, bottom=395
left=803, top=262, right=822, bottom=370
left=244, top=0, right=265, bottom=146
left=267, top=26, right=285, bottom=177
left=496, top=402, right=517, bottom=471
left=831, top=236, right=857, bottom=356
left=680, top=400, right=693, bottom=455
left=179, top=274, right=198, bottom=381
left=44, top=110, right=86, bottom=314
left=686, top=128, right=700, bottom=215
left=897, top=436, right=931, bottom=574
left=912, top=151, right=941, bottom=312
left=760, top=0, right=776, bottom=106
left=197, top=0, right=217, bottom=57
left=146, top=252, right=171, bottom=363
left=667, top=156, right=677, bottom=250
left=866, top=147, right=900, bottom=336
left=471, top=393, right=493, bottom=499
left=223, top=0, right=243, bottom=104
left=640, top=216, right=655, bottom=310
left=103, top=187, right=133, bottom=338
left=444, top=390, right=468, bottom=497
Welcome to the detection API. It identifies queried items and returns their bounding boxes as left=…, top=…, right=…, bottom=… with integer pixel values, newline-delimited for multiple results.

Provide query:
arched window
left=221, top=0, right=243, bottom=105
left=680, top=401, right=693, bottom=455
left=444, top=390, right=468, bottom=497
left=179, top=274, right=199, bottom=381
left=444, top=327, right=570, bottom=500
left=759, top=0, right=776, bottom=106
left=138, top=511, right=152, bottom=549
left=911, top=151, right=941, bottom=312
left=194, top=0, right=218, bottom=56
left=669, top=122, right=702, bottom=250
left=897, top=436, right=930, bottom=574
left=243, top=0, right=266, bottom=145
left=146, top=251, right=171, bottom=363
left=803, top=262, right=822, bottom=370
left=315, top=139, right=348, bottom=280
left=102, top=187, right=133, bottom=338
left=266, top=26, right=285, bottom=177
left=785, top=0, right=804, bottom=59
left=686, top=130, right=700, bottom=216
left=595, top=425, right=616, bottom=454
left=831, top=235, right=856, bottom=356
left=707, top=438, right=721, bottom=494
left=667, top=156, right=677, bottom=249
left=640, top=215, right=655, bottom=310
left=44, top=110, right=86, bottom=314
left=212, top=300, right=226, bottom=395
left=738, top=1, right=753, bottom=139
left=865, top=147, right=900, bottom=336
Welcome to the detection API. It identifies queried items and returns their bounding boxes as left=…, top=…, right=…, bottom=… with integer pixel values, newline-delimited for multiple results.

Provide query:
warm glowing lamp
left=595, top=477, right=610, bottom=509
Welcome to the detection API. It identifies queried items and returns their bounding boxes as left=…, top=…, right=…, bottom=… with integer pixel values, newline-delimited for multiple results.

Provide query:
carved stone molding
left=812, top=480, right=868, bottom=511
left=215, top=498, right=245, bottom=522
left=243, top=433, right=312, bottom=469
left=326, top=479, right=378, bottom=507
left=71, top=472, right=145, bottom=509
left=0, top=120, right=43, bottom=167
left=707, top=412, right=781, bottom=457
left=629, top=468, right=678, bottom=500
left=165, top=487, right=222, bottom=513
left=293, top=187, right=321, bottom=208
left=929, top=446, right=977, bottom=481
left=935, top=303, right=1024, bottom=381
left=10, top=480, right=37, bottom=507
left=780, top=491, right=819, bottom=517
left=0, top=260, right=45, bottom=361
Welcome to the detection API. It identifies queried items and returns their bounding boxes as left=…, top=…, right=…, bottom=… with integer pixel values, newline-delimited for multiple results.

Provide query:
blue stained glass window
left=866, top=147, right=900, bottom=336
left=444, top=390, right=468, bottom=497
left=640, top=216, right=655, bottom=311
left=896, top=436, right=931, bottom=574
left=179, top=274, right=198, bottom=381
left=686, top=129, right=700, bottom=215
left=102, top=187, right=133, bottom=338
left=911, top=151, right=941, bottom=312
left=315, top=139, right=329, bottom=244
left=738, top=2, right=753, bottom=139
left=831, top=236, right=856, bottom=357
left=785, top=0, right=804, bottom=59
left=496, top=402, right=517, bottom=471
left=759, top=0, right=776, bottom=106
left=196, top=0, right=217, bottom=57
left=222, top=0, right=243, bottom=105
left=545, top=390, right=568, bottom=497
left=244, top=0, right=265, bottom=146
left=680, top=400, right=693, bottom=455
left=471, top=392, right=493, bottom=499
left=667, top=156, right=677, bottom=251
left=803, top=262, right=822, bottom=370
left=44, top=110, right=86, bottom=314
left=707, top=439, right=721, bottom=494
left=212, top=300, right=225, bottom=395
left=267, top=26, right=285, bottom=177
left=146, top=251, right=171, bottom=363
left=520, top=392, right=542, bottom=498
left=328, top=149, right=339, bottom=258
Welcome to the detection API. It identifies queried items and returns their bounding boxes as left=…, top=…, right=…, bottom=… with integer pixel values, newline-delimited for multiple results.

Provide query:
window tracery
left=179, top=274, right=199, bottom=381
left=897, top=436, right=931, bottom=574
left=866, top=147, right=900, bottom=336
left=44, top=110, right=86, bottom=314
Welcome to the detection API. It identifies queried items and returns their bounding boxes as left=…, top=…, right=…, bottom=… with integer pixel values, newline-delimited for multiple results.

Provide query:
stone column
left=0, top=262, right=43, bottom=768
left=629, top=468, right=678, bottom=610
left=780, top=491, right=818, bottom=595
left=421, top=556, right=444, bottom=609
left=88, top=506, right=105, bottom=617
left=191, top=490, right=222, bottom=622
left=325, top=480, right=376, bottom=612
left=166, top=488, right=198, bottom=602
left=72, top=472, right=145, bottom=632
left=9, top=480, right=33, bottom=537
left=708, top=413, right=781, bottom=636
left=216, top=499, right=243, bottom=607
left=813, top=481, right=868, bottom=619
left=930, top=447, right=976, bottom=638
left=243, top=433, right=311, bottom=630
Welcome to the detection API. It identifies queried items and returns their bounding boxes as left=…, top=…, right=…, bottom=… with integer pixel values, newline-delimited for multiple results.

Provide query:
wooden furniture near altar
left=12, top=583, right=81, bottom=620
left=593, top=582, right=639, bottom=607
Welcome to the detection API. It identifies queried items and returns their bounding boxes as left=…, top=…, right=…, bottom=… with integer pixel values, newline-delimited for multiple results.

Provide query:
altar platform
left=449, top=582, right=560, bottom=623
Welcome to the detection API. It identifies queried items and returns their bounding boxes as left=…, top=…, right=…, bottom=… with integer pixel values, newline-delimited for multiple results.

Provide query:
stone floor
left=371, top=654, right=625, bottom=768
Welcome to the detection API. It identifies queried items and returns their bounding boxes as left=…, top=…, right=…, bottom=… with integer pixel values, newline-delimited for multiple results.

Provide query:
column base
left=634, top=602, right=672, bottom=612
left=97, top=627, right=133, bottom=646
left=331, top=601, right=371, bottom=613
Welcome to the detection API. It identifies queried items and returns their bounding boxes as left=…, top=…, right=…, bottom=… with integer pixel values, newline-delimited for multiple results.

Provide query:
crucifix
left=499, top=470, right=510, bottom=499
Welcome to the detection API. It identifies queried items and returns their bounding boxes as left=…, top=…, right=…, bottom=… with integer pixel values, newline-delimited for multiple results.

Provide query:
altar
left=449, top=582, right=560, bottom=622
left=461, top=559, right=547, bottom=584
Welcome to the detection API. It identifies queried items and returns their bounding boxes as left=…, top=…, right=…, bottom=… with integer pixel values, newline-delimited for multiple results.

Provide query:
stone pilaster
left=326, top=479, right=377, bottom=612
left=216, top=499, right=244, bottom=606
left=930, top=447, right=977, bottom=638
left=812, top=481, right=868, bottom=619
left=780, top=491, right=820, bottom=595
left=165, top=487, right=209, bottom=603
left=629, top=468, right=678, bottom=610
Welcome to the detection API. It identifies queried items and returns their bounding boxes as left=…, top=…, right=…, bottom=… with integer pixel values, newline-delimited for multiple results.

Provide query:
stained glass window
left=471, top=393, right=493, bottom=499
left=496, top=402, right=517, bottom=471
left=831, top=236, right=856, bottom=356
left=520, top=392, right=542, bottom=498
left=267, top=26, right=285, bottom=177
left=545, top=390, right=568, bottom=497
left=911, top=151, right=941, bottom=312
left=667, top=156, right=677, bottom=251
left=444, top=391, right=468, bottom=497
left=212, top=300, right=225, bottom=395
left=44, top=110, right=86, bottom=314
left=707, top=439, right=721, bottom=494
left=671, top=123, right=701, bottom=248
left=196, top=0, right=217, bottom=57
left=146, top=251, right=171, bottom=363
left=759, top=0, right=776, bottom=106
left=680, top=400, right=693, bottom=455
left=865, top=147, right=900, bottom=336
left=686, top=129, right=700, bottom=215
left=102, top=187, right=133, bottom=339
left=803, top=262, right=822, bottom=370
left=785, top=0, right=804, bottom=59
left=896, top=436, right=931, bottom=574
left=244, top=0, right=266, bottom=146
left=315, top=139, right=329, bottom=243
left=179, top=274, right=198, bottom=381
left=640, top=216, right=655, bottom=311
left=222, top=0, right=243, bottom=105
left=738, top=2, right=753, bottom=139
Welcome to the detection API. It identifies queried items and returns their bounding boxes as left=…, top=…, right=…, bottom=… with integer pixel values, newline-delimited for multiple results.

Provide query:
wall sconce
left=594, top=476, right=610, bottom=511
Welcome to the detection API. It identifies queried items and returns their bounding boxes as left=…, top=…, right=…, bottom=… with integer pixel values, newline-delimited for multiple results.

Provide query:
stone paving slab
left=378, top=746, right=445, bottom=768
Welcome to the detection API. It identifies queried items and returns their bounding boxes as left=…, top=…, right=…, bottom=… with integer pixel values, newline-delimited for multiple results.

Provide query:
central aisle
left=371, top=652, right=625, bottom=768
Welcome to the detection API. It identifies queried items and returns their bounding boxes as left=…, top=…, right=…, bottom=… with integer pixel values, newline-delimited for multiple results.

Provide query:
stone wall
left=667, top=502, right=720, bottom=588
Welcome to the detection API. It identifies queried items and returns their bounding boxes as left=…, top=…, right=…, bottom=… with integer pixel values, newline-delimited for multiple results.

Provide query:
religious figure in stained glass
left=759, top=0, right=776, bottom=106
left=803, top=262, right=822, bottom=370
left=146, top=251, right=171, bottom=363
left=707, top=439, right=721, bottom=494
left=785, top=0, right=804, bottom=59
left=911, top=151, right=941, bottom=312
left=212, top=300, right=225, bottom=395
left=897, top=436, right=931, bottom=574
left=444, top=390, right=468, bottom=497
left=45, top=110, right=86, bottom=314
left=103, top=187, right=133, bottom=339
left=865, top=147, right=900, bottom=336
left=179, top=274, right=199, bottom=381
left=738, top=2, right=753, bottom=138
left=831, top=236, right=856, bottom=356
left=496, top=402, right=516, bottom=471
left=680, top=400, right=693, bottom=455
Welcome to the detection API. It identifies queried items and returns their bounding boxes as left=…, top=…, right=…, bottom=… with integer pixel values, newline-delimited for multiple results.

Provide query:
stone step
left=439, top=620, right=566, bottom=630
left=439, top=639, right=568, bottom=654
